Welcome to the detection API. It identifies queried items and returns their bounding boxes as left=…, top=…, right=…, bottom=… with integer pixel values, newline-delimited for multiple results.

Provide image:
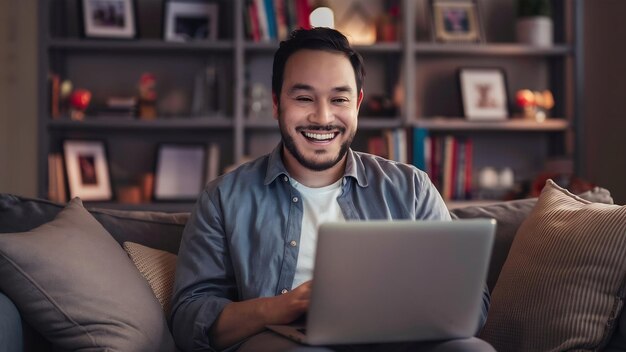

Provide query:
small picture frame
left=153, top=144, right=207, bottom=201
left=431, top=0, right=483, bottom=43
left=63, top=140, right=113, bottom=201
left=80, top=0, right=138, bottom=39
left=163, top=1, right=219, bottom=42
left=459, top=68, right=509, bottom=120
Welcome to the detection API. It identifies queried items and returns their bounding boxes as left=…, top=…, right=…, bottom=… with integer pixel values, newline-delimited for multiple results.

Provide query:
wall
left=0, top=0, right=38, bottom=197
left=583, top=0, right=626, bottom=204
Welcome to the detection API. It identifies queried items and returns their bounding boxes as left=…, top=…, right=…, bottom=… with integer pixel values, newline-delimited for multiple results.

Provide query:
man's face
left=274, top=49, right=363, bottom=172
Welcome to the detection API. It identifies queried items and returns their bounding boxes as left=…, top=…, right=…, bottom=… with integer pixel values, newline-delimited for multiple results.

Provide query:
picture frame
left=431, top=0, right=483, bottom=43
left=153, top=144, right=207, bottom=201
left=63, top=140, right=113, bottom=201
left=80, top=0, right=138, bottom=39
left=163, top=1, right=219, bottom=42
left=458, top=68, right=509, bottom=120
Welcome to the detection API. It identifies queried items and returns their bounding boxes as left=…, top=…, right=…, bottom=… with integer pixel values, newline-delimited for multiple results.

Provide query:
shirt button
left=290, top=240, right=297, bottom=247
left=281, top=289, right=289, bottom=294
left=283, top=176, right=288, bottom=182
left=292, top=196, right=298, bottom=203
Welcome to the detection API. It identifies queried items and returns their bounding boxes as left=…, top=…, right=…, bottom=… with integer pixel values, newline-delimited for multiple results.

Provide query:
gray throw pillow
left=0, top=198, right=175, bottom=351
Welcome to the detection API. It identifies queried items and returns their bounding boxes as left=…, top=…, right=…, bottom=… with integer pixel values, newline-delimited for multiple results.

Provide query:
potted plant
left=516, top=0, right=553, bottom=46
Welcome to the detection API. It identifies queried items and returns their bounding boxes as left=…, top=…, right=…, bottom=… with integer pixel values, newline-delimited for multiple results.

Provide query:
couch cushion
left=0, top=198, right=175, bottom=351
left=124, top=241, right=177, bottom=315
left=479, top=180, right=626, bottom=351
left=450, top=186, right=613, bottom=293
left=0, top=193, right=187, bottom=254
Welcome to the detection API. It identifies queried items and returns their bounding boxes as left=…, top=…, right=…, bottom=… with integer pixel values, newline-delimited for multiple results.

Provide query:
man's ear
left=356, top=89, right=364, bottom=110
left=272, top=93, right=279, bottom=120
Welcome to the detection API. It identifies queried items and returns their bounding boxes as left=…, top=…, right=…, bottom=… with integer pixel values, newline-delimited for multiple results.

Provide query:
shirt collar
left=264, top=143, right=368, bottom=188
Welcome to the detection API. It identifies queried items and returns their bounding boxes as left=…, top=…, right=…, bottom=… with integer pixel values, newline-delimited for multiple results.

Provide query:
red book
left=464, top=138, right=473, bottom=199
left=248, top=1, right=261, bottom=42
left=296, top=0, right=311, bottom=29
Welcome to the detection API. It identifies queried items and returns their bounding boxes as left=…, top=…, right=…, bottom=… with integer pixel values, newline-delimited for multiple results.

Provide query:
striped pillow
left=480, top=179, right=626, bottom=351
left=123, top=242, right=177, bottom=315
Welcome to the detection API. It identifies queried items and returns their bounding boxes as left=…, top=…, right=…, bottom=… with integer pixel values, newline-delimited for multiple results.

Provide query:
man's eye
left=332, top=98, right=349, bottom=103
left=296, top=96, right=313, bottom=102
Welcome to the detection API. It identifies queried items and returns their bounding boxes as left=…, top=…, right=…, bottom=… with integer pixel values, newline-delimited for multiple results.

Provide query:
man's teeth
left=304, top=132, right=334, bottom=140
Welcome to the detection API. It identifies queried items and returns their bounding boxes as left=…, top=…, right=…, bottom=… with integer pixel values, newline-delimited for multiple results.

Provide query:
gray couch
left=1, top=190, right=625, bottom=352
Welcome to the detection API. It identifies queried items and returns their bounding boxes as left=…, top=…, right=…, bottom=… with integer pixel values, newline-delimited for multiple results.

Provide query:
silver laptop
left=267, top=219, right=495, bottom=346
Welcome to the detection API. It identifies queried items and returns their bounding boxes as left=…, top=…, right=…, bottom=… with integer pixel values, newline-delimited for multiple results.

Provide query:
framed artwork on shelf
left=63, top=140, right=113, bottom=201
left=80, top=0, right=138, bottom=39
left=431, top=0, right=483, bottom=43
left=153, top=144, right=206, bottom=201
left=458, top=68, right=509, bottom=120
left=163, top=1, right=219, bottom=42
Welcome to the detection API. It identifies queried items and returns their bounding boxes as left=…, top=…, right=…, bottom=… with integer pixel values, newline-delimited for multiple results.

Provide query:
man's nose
left=310, top=100, right=334, bottom=124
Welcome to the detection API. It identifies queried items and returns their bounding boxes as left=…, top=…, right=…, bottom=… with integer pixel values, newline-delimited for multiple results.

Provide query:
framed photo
left=63, top=140, right=113, bottom=201
left=458, top=68, right=509, bottom=120
left=164, top=1, right=219, bottom=42
left=154, top=144, right=206, bottom=201
left=80, top=0, right=138, bottom=39
left=431, top=0, right=483, bottom=43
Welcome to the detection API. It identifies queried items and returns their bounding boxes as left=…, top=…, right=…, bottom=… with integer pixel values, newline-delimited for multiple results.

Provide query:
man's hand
left=210, top=281, right=312, bottom=350
left=260, top=281, right=311, bottom=325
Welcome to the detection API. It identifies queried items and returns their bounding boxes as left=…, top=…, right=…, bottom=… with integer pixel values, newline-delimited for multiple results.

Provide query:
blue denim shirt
left=170, top=144, right=487, bottom=351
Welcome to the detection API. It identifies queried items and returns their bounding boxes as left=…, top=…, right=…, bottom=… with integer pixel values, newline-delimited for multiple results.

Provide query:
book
left=254, top=0, right=270, bottom=41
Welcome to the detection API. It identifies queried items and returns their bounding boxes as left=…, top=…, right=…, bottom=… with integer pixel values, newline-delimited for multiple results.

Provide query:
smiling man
left=170, top=28, right=492, bottom=352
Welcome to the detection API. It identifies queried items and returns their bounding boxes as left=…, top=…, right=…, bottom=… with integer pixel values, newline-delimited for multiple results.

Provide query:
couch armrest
left=0, top=291, right=22, bottom=352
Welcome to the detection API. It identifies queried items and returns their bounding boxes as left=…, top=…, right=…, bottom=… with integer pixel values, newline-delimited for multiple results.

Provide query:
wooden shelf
left=414, top=43, right=573, bottom=56
left=413, top=117, right=569, bottom=131
left=48, top=38, right=234, bottom=52
left=47, top=117, right=234, bottom=130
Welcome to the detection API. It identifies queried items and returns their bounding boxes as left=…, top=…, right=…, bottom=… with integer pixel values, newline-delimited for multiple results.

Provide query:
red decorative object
left=69, top=89, right=92, bottom=120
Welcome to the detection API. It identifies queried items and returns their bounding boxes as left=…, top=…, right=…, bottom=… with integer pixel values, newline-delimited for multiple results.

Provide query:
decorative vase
left=516, top=16, right=553, bottom=46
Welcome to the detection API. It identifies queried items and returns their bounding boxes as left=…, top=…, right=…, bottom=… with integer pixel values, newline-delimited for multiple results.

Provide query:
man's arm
left=209, top=281, right=311, bottom=350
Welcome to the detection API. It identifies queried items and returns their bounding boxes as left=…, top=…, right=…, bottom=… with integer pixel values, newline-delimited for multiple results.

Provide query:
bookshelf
left=37, top=0, right=582, bottom=210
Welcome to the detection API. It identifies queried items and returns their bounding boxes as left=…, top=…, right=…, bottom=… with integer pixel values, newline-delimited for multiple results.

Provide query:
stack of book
left=413, top=128, right=473, bottom=201
left=244, top=0, right=311, bottom=42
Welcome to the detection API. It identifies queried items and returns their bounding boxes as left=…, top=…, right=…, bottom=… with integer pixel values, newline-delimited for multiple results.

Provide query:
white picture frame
left=63, top=140, right=113, bottom=201
left=154, top=144, right=206, bottom=201
left=81, top=0, right=137, bottom=39
left=164, top=1, right=218, bottom=42
left=459, top=68, right=509, bottom=120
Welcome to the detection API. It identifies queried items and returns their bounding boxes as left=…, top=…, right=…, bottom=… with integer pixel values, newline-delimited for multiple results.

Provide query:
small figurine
left=69, top=89, right=92, bottom=121
left=516, top=89, right=554, bottom=122
left=138, top=73, right=157, bottom=120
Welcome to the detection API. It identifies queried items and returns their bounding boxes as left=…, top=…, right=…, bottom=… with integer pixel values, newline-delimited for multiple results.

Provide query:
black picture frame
left=430, top=0, right=484, bottom=43
left=80, top=0, right=139, bottom=39
left=458, top=67, right=509, bottom=120
left=153, top=143, right=207, bottom=201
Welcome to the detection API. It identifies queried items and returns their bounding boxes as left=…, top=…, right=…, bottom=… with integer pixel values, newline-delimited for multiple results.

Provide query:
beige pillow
left=480, top=180, right=626, bottom=351
left=123, top=241, right=177, bottom=315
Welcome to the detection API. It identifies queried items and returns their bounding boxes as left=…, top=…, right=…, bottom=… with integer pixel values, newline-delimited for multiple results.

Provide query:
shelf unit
left=37, top=0, right=582, bottom=211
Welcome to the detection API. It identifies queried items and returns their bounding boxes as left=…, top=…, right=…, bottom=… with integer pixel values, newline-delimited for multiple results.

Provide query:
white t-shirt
left=290, top=178, right=345, bottom=289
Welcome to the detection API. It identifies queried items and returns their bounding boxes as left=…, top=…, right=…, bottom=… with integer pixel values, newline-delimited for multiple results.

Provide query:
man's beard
left=279, top=121, right=354, bottom=172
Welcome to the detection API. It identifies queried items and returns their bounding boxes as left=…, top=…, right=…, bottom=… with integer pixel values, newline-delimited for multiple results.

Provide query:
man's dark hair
left=272, top=27, right=365, bottom=104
